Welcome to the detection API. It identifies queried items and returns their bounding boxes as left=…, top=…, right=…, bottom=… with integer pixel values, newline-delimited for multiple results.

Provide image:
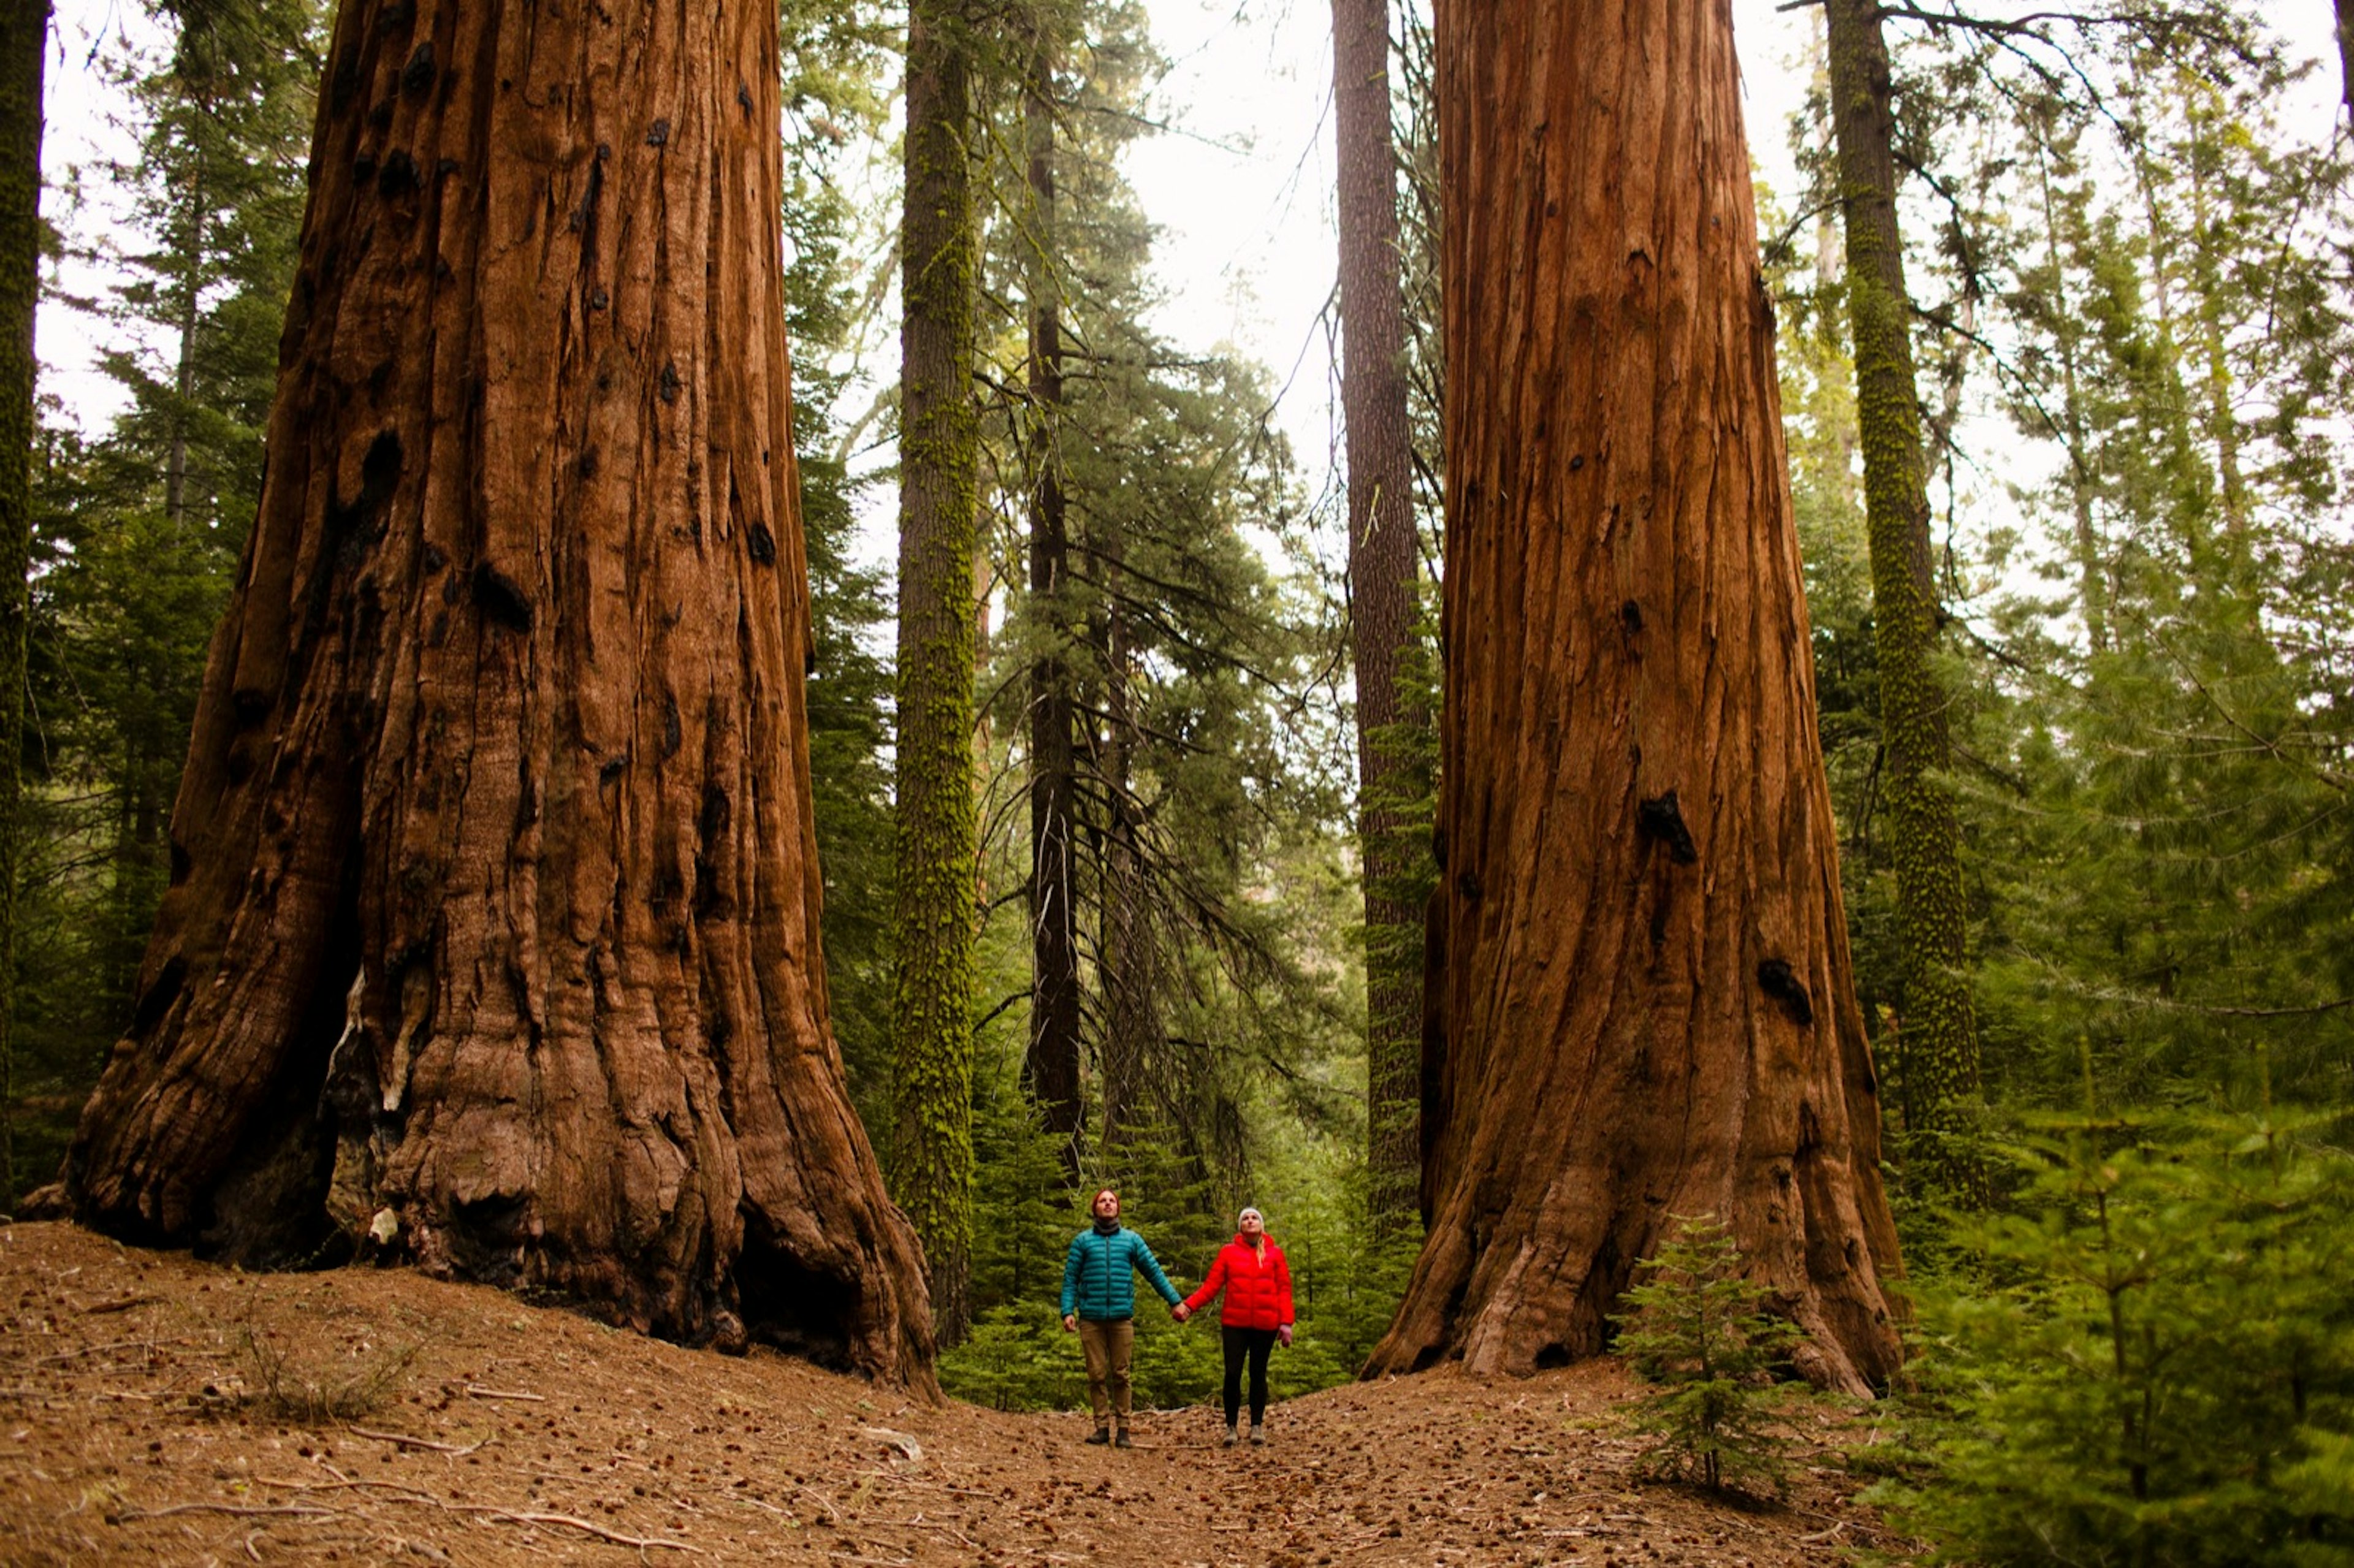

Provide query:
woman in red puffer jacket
left=1176, top=1208, right=1295, bottom=1445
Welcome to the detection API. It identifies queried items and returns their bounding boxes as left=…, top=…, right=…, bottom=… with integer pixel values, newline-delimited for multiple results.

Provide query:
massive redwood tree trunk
left=61, top=0, right=935, bottom=1388
left=1367, top=0, right=1903, bottom=1395
left=1329, top=0, right=1428, bottom=1226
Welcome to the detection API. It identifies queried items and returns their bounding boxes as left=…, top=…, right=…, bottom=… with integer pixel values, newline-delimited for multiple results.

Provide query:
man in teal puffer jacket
left=1060, top=1187, right=1184, bottom=1447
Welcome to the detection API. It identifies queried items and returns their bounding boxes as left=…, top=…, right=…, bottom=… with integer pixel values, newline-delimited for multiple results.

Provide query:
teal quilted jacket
left=1059, top=1225, right=1182, bottom=1322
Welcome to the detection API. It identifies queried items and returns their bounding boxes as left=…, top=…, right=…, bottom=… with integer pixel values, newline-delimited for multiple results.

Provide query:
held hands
left=1278, top=1325, right=1293, bottom=1348
left=1062, top=1314, right=1078, bottom=1333
left=1171, top=1303, right=1190, bottom=1323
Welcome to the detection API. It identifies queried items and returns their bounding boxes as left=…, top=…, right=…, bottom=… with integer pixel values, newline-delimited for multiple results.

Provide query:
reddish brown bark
left=1330, top=0, right=1426, bottom=1223
left=1369, top=0, right=1903, bottom=1394
left=62, top=0, right=935, bottom=1389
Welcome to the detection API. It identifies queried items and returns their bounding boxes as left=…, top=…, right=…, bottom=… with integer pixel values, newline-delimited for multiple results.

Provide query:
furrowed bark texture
left=1023, top=29, right=1083, bottom=1183
left=892, top=0, right=978, bottom=1346
left=1824, top=0, right=1981, bottom=1190
left=64, top=0, right=936, bottom=1390
left=1330, top=0, right=1426, bottom=1224
left=0, top=0, right=48, bottom=1208
left=1368, top=0, right=1903, bottom=1395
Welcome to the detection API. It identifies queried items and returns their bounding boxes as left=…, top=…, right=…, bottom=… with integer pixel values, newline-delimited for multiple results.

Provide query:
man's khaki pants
left=1076, top=1318, right=1135, bottom=1427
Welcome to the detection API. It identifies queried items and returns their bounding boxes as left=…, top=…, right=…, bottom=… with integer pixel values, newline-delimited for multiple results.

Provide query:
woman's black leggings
left=1221, top=1326, right=1278, bottom=1426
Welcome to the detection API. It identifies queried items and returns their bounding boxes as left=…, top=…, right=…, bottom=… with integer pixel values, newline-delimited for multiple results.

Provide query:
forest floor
left=2, top=1221, right=1913, bottom=1566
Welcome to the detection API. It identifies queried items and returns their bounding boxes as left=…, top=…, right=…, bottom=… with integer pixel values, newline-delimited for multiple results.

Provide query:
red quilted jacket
left=1183, top=1235, right=1294, bottom=1331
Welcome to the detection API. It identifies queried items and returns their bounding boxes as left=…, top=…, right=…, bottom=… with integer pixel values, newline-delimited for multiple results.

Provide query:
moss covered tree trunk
left=1824, top=0, right=1981, bottom=1194
left=891, top=0, right=978, bottom=1347
left=61, top=0, right=935, bottom=1388
left=1023, top=24, right=1083, bottom=1184
left=0, top=0, right=47, bottom=1211
left=1367, top=0, right=1903, bottom=1395
left=1330, top=0, right=1426, bottom=1227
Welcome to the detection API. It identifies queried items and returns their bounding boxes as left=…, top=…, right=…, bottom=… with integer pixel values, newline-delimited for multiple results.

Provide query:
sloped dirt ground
left=1, top=1222, right=1909, bottom=1566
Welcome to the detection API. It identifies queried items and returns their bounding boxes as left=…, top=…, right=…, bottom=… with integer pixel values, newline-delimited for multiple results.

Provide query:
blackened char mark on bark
left=695, top=786, right=734, bottom=921
left=376, top=150, right=419, bottom=198
left=569, top=147, right=607, bottom=237
left=1757, top=958, right=1815, bottom=1027
left=1636, top=790, right=1698, bottom=864
left=308, top=428, right=404, bottom=636
left=400, top=40, right=434, bottom=97
left=128, top=955, right=189, bottom=1045
left=470, top=563, right=532, bottom=632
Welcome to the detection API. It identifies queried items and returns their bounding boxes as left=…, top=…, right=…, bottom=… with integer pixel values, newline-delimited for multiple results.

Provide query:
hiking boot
left=1113, top=1429, right=1132, bottom=1448
left=1084, top=1427, right=1110, bottom=1445
left=1222, top=1426, right=1238, bottom=1448
left=1249, top=1425, right=1267, bottom=1445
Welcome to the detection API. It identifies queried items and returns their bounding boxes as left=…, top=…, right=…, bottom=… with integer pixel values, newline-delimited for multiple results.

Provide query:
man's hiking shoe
left=1085, top=1428, right=1111, bottom=1445
left=1249, top=1425, right=1267, bottom=1445
left=1113, top=1429, right=1132, bottom=1448
left=1222, top=1426, right=1238, bottom=1448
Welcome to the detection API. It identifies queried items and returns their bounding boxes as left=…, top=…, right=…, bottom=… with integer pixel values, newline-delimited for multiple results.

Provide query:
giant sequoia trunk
left=63, top=0, right=935, bottom=1388
left=1824, top=0, right=1981, bottom=1193
left=1366, top=0, right=1903, bottom=1395
left=891, top=0, right=980, bottom=1346
left=0, top=0, right=47, bottom=1209
left=1329, top=0, right=1428, bottom=1225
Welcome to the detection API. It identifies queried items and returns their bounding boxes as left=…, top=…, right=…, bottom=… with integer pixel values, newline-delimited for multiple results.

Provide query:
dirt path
left=1, top=1223, right=1901, bottom=1565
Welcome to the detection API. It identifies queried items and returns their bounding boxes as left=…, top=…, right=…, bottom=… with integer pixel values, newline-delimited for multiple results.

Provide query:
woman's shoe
left=1249, top=1425, right=1267, bottom=1445
left=1222, top=1426, right=1238, bottom=1447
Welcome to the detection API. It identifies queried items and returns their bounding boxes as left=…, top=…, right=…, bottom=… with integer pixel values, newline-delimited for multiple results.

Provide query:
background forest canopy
left=13, top=0, right=2354, bottom=1472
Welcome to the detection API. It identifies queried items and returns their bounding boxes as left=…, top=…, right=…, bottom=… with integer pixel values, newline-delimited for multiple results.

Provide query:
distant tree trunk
left=2027, top=122, right=2106, bottom=655
left=1368, top=0, right=1905, bottom=1395
left=2337, top=0, right=2354, bottom=121
left=1330, top=0, right=1425, bottom=1228
left=0, top=0, right=47, bottom=1212
left=1098, top=583, right=1154, bottom=1148
left=1023, top=26, right=1083, bottom=1184
left=62, top=0, right=935, bottom=1388
left=1824, top=0, right=1981, bottom=1197
left=166, top=105, right=210, bottom=533
left=893, top=0, right=978, bottom=1347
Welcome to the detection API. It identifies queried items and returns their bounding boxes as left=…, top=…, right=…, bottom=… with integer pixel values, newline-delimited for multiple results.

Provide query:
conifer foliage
left=1876, top=1113, right=2354, bottom=1563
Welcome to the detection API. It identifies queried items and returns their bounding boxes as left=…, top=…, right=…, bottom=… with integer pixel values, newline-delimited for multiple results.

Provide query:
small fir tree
left=1613, top=1216, right=1806, bottom=1496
